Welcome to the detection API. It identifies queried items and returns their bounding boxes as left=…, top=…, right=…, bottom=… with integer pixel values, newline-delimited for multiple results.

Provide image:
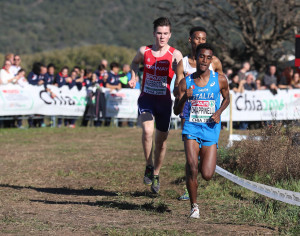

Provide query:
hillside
left=0, top=0, right=163, bottom=54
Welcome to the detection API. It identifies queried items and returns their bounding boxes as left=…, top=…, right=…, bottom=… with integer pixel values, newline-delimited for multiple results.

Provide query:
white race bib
left=143, top=73, right=167, bottom=95
left=189, top=100, right=215, bottom=123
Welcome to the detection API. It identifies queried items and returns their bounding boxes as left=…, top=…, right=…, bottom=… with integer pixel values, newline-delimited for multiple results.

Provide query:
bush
left=223, top=122, right=300, bottom=184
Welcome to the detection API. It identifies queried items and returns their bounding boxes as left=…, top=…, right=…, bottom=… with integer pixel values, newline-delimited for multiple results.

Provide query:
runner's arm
left=212, top=56, right=224, bottom=75
left=128, top=46, right=145, bottom=88
left=174, top=78, right=192, bottom=115
left=173, top=59, right=184, bottom=97
left=211, top=75, right=230, bottom=123
left=172, top=49, right=183, bottom=96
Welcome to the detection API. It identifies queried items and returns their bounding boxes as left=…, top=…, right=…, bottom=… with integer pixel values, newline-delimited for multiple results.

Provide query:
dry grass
left=230, top=122, right=300, bottom=184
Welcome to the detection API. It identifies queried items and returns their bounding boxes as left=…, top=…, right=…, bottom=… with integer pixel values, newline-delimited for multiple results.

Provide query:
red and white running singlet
left=141, top=45, right=175, bottom=98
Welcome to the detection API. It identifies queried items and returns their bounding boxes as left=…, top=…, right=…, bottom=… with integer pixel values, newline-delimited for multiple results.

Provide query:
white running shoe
left=189, top=203, right=200, bottom=219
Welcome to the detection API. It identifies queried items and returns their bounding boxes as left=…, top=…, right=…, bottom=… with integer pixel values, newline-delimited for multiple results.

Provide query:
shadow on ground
left=30, top=199, right=171, bottom=213
left=0, top=184, right=117, bottom=196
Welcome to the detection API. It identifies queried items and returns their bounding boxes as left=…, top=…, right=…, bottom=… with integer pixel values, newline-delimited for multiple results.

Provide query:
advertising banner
left=0, top=85, right=299, bottom=122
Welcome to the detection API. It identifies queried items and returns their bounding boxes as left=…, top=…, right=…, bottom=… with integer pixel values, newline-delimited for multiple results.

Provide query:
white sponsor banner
left=221, top=89, right=300, bottom=122
left=0, top=84, right=86, bottom=116
left=1, top=85, right=299, bottom=122
left=105, top=88, right=140, bottom=118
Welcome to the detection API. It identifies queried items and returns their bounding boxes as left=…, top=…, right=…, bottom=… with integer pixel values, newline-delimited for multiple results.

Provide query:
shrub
left=223, top=122, right=300, bottom=184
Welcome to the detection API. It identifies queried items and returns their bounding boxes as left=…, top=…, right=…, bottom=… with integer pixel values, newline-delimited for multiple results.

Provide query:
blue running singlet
left=182, top=71, right=221, bottom=143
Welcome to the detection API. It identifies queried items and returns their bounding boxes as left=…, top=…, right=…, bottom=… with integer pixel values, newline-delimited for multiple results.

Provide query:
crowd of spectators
left=227, top=61, right=300, bottom=129
left=227, top=62, right=300, bottom=95
left=0, top=53, right=142, bottom=128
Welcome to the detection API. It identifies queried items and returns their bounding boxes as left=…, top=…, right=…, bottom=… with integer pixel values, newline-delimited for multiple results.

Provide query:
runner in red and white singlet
left=128, top=17, right=183, bottom=194
left=141, top=45, right=175, bottom=98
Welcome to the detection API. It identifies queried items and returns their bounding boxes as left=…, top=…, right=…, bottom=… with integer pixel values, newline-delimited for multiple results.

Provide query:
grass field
left=0, top=127, right=299, bottom=235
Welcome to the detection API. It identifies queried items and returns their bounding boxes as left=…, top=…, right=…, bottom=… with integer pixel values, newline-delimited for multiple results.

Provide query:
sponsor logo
left=210, top=82, right=215, bottom=87
left=191, top=100, right=209, bottom=107
left=40, top=90, right=86, bottom=106
left=145, top=64, right=169, bottom=71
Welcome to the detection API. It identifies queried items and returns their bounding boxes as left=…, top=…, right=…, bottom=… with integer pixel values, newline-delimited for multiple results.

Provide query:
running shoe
left=151, top=175, right=160, bottom=194
left=178, top=188, right=190, bottom=201
left=143, top=165, right=154, bottom=185
left=189, top=203, right=200, bottom=219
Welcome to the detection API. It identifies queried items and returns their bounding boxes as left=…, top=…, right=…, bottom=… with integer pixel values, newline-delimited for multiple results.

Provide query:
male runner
left=174, top=43, right=230, bottom=218
left=175, top=27, right=224, bottom=200
left=128, top=17, right=183, bottom=193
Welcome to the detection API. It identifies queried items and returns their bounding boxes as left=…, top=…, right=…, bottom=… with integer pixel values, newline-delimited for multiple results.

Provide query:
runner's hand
left=186, top=86, right=193, bottom=99
left=211, top=111, right=221, bottom=123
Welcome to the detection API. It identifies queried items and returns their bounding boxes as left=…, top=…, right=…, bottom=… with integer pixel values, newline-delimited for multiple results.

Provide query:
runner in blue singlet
left=174, top=43, right=230, bottom=219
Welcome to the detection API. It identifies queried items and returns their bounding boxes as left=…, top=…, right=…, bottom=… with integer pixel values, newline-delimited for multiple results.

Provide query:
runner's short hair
left=153, top=17, right=171, bottom=32
left=189, top=27, right=207, bottom=37
left=196, top=43, right=214, bottom=58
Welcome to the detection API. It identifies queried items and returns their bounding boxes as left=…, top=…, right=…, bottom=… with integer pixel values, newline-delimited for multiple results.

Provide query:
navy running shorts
left=138, top=94, right=172, bottom=132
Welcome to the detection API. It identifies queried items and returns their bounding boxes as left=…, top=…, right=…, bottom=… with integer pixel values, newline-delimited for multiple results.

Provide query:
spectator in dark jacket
left=263, top=65, right=278, bottom=95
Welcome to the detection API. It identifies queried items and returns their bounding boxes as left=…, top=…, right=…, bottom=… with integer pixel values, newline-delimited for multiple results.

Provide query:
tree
left=156, top=0, right=300, bottom=72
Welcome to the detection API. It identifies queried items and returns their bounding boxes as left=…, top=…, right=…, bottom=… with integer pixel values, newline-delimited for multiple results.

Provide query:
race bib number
left=143, top=73, right=167, bottom=95
left=189, top=100, right=215, bottom=123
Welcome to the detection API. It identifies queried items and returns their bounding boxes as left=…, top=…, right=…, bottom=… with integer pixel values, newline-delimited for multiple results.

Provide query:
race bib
left=143, top=73, right=167, bottom=95
left=189, top=100, right=215, bottom=123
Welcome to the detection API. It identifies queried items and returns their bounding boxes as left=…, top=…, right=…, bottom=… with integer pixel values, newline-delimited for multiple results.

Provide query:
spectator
left=27, top=63, right=46, bottom=127
left=239, top=74, right=257, bottom=130
left=238, top=61, right=250, bottom=81
left=229, top=74, right=245, bottom=93
left=291, top=72, right=300, bottom=89
left=278, top=67, right=293, bottom=89
left=0, top=60, right=21, bottom=85
left=255, top=79, right=266, bottom=90
left=82, top=69, right=93, bottom=89
left=15, top=68, right=28, bottom=128
left=45, top=63, right=56, bottom=87
left=106, top=62, right=122, bottom=90
left=71, top=66, right=85, bottom=90
left=54, top=66, right=69, bottom=88
left=263, top=65, right=278, bottom=95
left=243, top=74, right=257, bottom=91
left=4, top=53, right=15, bottom=74
left=93, top=64, right=108, bottom=87
left=27, top=62, right=44, bottom=86
left=225, top=68, right=233, bottom=81
left=55, top=66, right=69, bottom=127
left=38, top=64, right=48, bottom=84
left=73, top=66, right=81, bottom=75
left=67, top=70, right=77, bottom=89
left=63, top=70, right=77, bottom=128
left=11, top=55, right=22, bottom=76
left=16, top=69, right=28, bottom=87
left=100, top=59, right=108, bottom=69
left=119, top=64, right=131, bottom=88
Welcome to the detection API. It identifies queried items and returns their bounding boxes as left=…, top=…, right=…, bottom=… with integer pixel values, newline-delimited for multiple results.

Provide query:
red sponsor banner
left=295, top=58, right=300, bottom=67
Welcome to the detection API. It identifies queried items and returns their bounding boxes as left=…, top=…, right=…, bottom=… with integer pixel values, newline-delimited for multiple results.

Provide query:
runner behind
left=128, top=17, right=183, bottom=193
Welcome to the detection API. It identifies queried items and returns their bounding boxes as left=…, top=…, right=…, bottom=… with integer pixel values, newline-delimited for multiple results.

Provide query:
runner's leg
left=139, top=112, right=154, bottom=166
left=199, top=144, right=217, bottom=181
left=184, top=138, right=200, bottom=205
left=153, top=129, right=169, bottom=175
